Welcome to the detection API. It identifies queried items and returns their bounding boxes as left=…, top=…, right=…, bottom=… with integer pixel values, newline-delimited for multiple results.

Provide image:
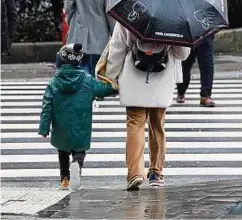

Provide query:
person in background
left=38, top=43, right=117, bottom=191
left=1, top=0, right=18, bottom=56
left=176, top=36, right=215, bottom=107
left=64, top=0, right=115, bottom=78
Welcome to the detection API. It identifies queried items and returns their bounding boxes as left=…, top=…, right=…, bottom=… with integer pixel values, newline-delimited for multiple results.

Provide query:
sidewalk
left=1, top=178, right=242, bottom=219
left=1, top=55, right=242, bottom=80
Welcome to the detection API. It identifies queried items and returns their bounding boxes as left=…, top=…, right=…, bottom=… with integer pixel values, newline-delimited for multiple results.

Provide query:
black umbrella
left=107, top=0, right=229, bottom=47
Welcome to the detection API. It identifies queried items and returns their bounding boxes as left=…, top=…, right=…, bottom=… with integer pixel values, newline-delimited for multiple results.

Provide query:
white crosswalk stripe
left=1, top=115, right=242, bottom=121
left=2, top=88, right=242, bottom=95
left=2, top=99, right=242, bottom=107
left=1, top=78, right=242, bottom=179
left=1, top=107, right=242, bottom=113
left=2, top=94, right=242, bottom=99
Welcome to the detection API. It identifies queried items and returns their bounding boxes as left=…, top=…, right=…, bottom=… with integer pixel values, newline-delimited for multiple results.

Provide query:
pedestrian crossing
left=1, top=78, right=242, bottom=180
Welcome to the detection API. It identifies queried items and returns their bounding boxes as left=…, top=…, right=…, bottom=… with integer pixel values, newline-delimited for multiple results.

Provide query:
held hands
left=96, top=62, right=106, bottom=76
left=95, top=42, right=118, bottom=90
left=97, top=75, right=119, bottom=90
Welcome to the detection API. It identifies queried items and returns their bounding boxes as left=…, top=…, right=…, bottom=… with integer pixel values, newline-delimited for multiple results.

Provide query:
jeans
left=82, top=54, right=101, bottom=78
left=58, top=150, right=86, bottom=180
left=177, top=36, right=214, bottom=98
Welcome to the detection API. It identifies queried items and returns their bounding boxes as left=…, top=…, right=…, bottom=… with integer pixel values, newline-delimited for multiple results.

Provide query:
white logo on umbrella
left=194, top=9, right=210, bottom=30
left=128, top=2, right=147, bottom=21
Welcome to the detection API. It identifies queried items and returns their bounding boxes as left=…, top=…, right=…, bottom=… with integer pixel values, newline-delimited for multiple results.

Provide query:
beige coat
left=106, top=23, right=190, bottom=108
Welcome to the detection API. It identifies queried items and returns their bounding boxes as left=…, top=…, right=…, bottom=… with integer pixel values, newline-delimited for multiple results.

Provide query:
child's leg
left=69, top=151, right=86, bottom=191
left=72, top=151, right=86, bottom=170
left=58, top=150, right=71, bottom=181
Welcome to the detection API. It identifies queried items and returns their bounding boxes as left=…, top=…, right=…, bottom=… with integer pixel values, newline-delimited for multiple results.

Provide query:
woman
left=64, top=0, right=114, bottom=77
left=105, top=23, right=190, bottom=190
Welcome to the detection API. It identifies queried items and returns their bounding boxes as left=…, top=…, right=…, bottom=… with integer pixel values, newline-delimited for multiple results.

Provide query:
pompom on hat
left=58, top=43, right=84, bottom=66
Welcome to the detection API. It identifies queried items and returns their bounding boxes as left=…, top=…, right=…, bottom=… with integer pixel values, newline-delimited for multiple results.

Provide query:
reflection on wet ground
left=38, top=179, right=242, bottom=219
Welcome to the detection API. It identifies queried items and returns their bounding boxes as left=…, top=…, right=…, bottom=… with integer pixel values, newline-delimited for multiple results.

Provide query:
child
left=38, top=43, right=117, bottom=191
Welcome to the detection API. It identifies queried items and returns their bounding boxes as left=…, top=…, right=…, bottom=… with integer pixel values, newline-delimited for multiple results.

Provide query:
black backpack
left=132, top=40, right=168, bottom=83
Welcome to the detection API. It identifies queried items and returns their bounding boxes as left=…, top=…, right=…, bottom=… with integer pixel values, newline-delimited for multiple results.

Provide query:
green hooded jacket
left=38, top=64, right=117, bottom=152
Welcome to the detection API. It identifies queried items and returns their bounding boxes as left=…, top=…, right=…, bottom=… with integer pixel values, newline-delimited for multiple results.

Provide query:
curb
left=214, top=28, right=242, bottom=53
left=2, top=42, right=61, bottom=64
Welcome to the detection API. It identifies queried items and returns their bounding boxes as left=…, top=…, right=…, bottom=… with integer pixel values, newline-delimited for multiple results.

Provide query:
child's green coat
left=38, top=64, right=116, bottom=152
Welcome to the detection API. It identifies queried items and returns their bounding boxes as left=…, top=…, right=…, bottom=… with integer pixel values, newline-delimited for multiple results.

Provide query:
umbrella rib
left=144, top=4, right=156, bottom=39
left=144, top=19, right=152, bottom=38
left=193, top=26, right=227, bottom=45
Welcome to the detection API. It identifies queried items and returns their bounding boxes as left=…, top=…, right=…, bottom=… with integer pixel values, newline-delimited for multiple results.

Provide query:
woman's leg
left=126, top=107, right=148, bottom=181
left=147, top=108, right=166, bottom=177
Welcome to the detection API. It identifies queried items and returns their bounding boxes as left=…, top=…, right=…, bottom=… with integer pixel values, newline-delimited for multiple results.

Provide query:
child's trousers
left=58, top=150, right=86, bottom=180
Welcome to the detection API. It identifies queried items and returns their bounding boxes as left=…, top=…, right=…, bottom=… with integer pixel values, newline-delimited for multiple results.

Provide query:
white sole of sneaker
left=127, top=177, right=144, bottom=191
left=93, top=100, right=99, bottom=108
left=149, top=182, right=165, bottom=187
left=70, top=162, right=81, bottom=191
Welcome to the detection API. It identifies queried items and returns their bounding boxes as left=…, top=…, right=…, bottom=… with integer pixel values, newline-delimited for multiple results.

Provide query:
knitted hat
left=58, top=43, right=84, bottom=66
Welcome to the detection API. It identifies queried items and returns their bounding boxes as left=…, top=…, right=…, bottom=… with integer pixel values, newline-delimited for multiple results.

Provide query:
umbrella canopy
left=107, top=0, right=229, bottom=47
left=207, top=0, right=228, bottom=22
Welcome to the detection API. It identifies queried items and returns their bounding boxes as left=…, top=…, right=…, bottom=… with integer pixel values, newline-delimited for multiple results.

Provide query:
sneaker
left=93, top=100, right=99, bottom=108
left=70, top=162, right=81, bottom=191
left=176, top=94, right=185, bottom=103
left=200, top=97, right=215, bottom=107
left=127, top=176, right=144, bottom=191
left=59, top=177, right=69, bottom=190
left=148, top=172, right=164, bottom=187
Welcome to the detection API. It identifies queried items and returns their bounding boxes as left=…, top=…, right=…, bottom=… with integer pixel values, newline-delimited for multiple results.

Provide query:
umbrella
left=107, top=0, right=229, bottom=47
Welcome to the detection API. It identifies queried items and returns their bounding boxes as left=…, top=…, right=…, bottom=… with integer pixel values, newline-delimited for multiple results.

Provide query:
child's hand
left=97, top=75, right=119, bottom=90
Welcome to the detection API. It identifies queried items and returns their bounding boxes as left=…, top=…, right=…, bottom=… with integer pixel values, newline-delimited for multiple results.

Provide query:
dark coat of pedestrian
left=1, top=0, right=18, bottom=54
